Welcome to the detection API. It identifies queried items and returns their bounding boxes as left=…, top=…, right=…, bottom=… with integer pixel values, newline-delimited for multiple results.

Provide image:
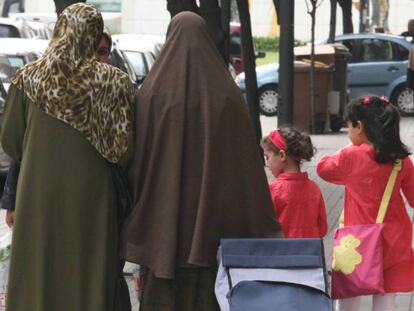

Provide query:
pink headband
left=268, top=129, right=287, bottom=151
left=362, top=95, right=389, bottom=106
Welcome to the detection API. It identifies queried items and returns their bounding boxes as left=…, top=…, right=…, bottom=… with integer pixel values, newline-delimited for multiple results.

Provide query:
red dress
left=317, top=143, right=414, bottom=293
left=269, top=172, right=328, bottom=238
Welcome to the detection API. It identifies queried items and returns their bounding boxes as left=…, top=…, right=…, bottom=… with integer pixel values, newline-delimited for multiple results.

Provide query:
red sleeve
left=401, top=157, right=414, bottom=208
left=317, top=191, right=328, bottom=238
left=317, top=148, right=352, bottom=185
left=269, top=182, right=281, bottom=218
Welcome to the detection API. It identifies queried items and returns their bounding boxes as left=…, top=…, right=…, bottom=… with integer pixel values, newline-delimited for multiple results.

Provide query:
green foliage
left=253, top=36, right=279, bottom=51
left=253, top=36, right=309, bottom=51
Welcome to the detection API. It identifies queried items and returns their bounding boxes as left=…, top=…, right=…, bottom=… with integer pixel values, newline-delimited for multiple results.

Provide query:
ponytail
left=345, top=95, right=411, bottom=163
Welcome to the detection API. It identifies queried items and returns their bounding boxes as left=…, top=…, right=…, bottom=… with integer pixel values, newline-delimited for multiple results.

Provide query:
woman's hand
left=5, top=210, right=14, bottom=228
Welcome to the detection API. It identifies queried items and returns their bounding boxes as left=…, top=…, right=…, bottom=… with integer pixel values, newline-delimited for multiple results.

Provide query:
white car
left=112, top=34, right=165, bottom=85
left=0, top=17, right=52, bottom=39
left=0, top=37, right=48, bottom=91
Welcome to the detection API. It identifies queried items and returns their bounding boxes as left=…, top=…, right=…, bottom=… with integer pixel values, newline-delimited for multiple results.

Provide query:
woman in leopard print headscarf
left=1, top=3, right=135, bottom=311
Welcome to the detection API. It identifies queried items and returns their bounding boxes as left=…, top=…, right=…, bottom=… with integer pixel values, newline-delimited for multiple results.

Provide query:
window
left=394, top=43, right=409, bottom=61
left=8, top=1, right=19, bottom=14
left=337, top=39, right=360, bottom=63
left=2, top=0, right=23, bottom=17
left=360, top=39, right=393, bottom=62
left=0, top=24, right=20, bottom=37
left=229, top=34, right=241, bottom=55
left=87, top=0, right=121, bottom=12
left=123, top=51, right=147, bottom=80
left=0, top=55, right=25, bottom=83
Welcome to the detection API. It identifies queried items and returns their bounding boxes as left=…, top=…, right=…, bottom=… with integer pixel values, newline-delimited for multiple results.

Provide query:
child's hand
left=5, top=210, right=14, bottom=229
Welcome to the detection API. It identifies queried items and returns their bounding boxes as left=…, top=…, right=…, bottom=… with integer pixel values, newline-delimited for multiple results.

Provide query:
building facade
left=21, top=0, right=414, bottom=41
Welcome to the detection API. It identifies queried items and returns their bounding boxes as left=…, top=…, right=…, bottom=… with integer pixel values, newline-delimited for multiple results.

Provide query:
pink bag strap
left=339, top=159, right=402, bottom=227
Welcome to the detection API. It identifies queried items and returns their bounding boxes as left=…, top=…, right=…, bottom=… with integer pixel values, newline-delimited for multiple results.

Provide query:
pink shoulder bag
left=331, top=160, right=402, bottom=299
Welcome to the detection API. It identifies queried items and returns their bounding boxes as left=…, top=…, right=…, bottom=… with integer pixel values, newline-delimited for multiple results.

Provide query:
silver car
left=0, top=37, right=48, bottom=91
left=0, top=38, right=48, bottom=184
left=112, top=34, right=164, bottom=85
left=0, top=17, right=52, bottom=39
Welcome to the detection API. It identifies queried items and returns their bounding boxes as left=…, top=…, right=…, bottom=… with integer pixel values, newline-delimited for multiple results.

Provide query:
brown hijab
left=125, top=12, right=282, bottom=279
left=12, top=3, right=134, bottom=163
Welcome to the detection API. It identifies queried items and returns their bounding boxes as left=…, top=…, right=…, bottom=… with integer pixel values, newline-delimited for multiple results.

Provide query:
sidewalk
left=0, top=116, right=412, bottom=310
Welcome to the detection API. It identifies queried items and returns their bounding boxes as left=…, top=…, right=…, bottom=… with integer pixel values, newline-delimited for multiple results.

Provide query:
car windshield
left=0, top=54, right=24, bottom=83
left=123, top=50, right=147, bottom=79
left=87, top=0, right=121, bottom=12
left=0, top=24, right=20, bottom=37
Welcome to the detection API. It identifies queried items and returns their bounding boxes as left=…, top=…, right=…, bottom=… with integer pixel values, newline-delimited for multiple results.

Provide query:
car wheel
left=391, top=86, right=414, bottom=116
left=258, top=85, right=278, bottom=116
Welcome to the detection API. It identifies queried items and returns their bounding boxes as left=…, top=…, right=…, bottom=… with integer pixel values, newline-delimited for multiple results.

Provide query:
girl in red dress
left=261, top=128, right=328, bottom=238
left=317, top=95, right=414, bottom=311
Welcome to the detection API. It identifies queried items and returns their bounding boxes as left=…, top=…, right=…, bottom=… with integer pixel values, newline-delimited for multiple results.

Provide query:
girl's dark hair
left=261, top=127, right=316, bottom=161
left=344, top=95, right=411, bottom=163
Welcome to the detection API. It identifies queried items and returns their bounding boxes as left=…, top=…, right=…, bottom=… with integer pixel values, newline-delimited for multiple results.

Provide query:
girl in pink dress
left=261, top=128, right=328, bottom=238
left=317, top=95, right=414, bottom=311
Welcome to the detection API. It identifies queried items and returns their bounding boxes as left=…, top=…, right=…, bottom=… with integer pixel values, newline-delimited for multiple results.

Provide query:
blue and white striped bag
left=215, top=238, right=332, bottom=311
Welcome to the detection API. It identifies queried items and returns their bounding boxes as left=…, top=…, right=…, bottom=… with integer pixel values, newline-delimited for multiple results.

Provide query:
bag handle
left=339, top=159, right=402, bottom=227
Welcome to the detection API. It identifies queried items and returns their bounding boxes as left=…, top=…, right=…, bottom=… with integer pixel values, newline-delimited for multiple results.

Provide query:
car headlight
left=235, top=73, right=245, bottom=84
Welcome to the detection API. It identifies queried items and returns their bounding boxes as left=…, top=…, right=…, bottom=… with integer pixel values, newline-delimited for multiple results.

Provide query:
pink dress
left=317, top=143, right=414, bottom=293
left=269, top=172, right=328, bottom=238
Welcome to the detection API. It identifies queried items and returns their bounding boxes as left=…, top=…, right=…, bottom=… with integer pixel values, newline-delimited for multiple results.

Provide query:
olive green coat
left=1, top=85, right=133, bottom=311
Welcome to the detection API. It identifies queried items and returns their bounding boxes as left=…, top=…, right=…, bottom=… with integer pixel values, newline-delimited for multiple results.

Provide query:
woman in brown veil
left=125, top=12, right=282, bottom=311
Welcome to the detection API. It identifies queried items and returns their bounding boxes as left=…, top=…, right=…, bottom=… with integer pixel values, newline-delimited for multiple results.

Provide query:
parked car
left=229, top=22, right=243, bottom=75
left=0, top=0, right=23, bottom=18
left=0, top=17, right=51, bottom=39
left=236, top=33, right=414, bottom=116
left=0, top=38, right=48, bottom=92
left=0, top=38, right=48, bottom=191
left=229, top=22, right=266, bottom=76
left=10, top=14, right=55, bottom=39
left=112, top=34, right=163, bottom=85
left=11, top=11, right=121, bottom=35
left=0, top=79, right=5, bottom=111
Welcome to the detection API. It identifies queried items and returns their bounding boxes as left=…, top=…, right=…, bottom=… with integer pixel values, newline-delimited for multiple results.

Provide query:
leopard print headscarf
left=12, top=3, right=134, bottom=163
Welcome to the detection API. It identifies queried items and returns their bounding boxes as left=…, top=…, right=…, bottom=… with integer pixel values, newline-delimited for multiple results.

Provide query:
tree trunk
left=359, top=0, right=369, bottom=32
left=275, top=0, right=295, bottom=127
left=166, top=0, right=200, bottom=18
left=328, top=0, right=337, bottom=43
left=221, top=0, right=231, bottom=65
left=381, top=0, right=390, bottom=32
left=371, top=0, right=380, bottom=29
left=236, top=0, right=262, bottom=144
left=200, top=0, right=226, bottom=61
left=53, top=0, right=86, bottom=16
left=309, top=0, right=316, bottom=133
left=338, top=0, right=353, bottom=34
left=166, top=0, right=226, bottom=63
